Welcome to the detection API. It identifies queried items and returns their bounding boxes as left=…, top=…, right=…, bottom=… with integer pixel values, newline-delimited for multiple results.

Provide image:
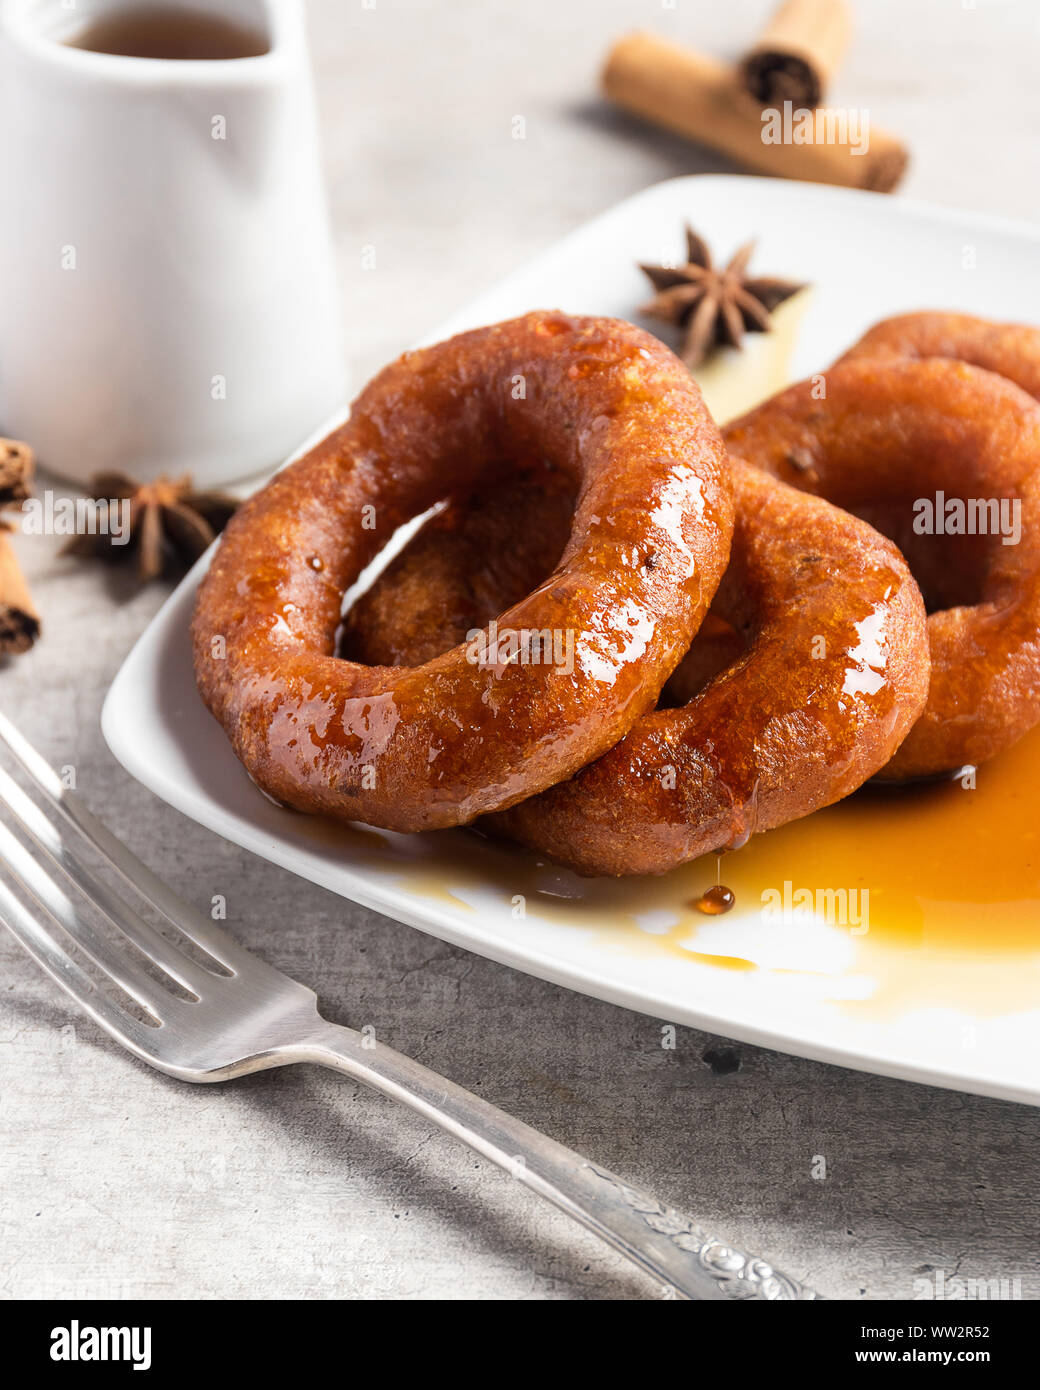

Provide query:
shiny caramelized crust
left=347, top=460, right=930, bottom=876
left=837, top=311, right=1040, bottom=401
left=342, top=464, right=743, bottom=706
left=724, top=357, right=1040, bottom=780
left=191, top=312, right=733, bottom=832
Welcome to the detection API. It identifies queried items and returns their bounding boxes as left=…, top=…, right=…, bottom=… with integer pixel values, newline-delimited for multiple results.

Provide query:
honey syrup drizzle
left=320, top=725, right=1040, bottom=1019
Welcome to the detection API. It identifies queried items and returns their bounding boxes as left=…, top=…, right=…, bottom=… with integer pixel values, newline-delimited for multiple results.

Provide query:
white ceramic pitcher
left=0, top=0, right=346, bottom=486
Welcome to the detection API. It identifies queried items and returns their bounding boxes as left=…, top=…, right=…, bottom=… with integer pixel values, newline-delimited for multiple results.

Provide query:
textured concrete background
left=2, top=0, right=1040, bottom=1301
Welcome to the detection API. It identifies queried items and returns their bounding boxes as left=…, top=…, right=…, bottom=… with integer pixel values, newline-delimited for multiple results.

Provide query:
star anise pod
left=639, top=225, right=806, bottom=370
left=62, top=471, right=239, bottom=583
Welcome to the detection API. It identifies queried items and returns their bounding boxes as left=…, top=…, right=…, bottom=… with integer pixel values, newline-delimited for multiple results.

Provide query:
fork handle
left=298, top=1022, right=819, bottom=1301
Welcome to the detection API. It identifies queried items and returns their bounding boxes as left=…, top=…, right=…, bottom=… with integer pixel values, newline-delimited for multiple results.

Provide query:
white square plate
left=103, top=176, right=1040, bottom=1106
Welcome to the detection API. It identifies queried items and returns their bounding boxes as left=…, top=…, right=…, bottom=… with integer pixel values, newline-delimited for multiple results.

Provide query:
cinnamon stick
left=0, top=527, right=40, bottom=656
left=0, top=437, right=34, bottom=508
left=602, top=32, right=907, bottom=194
left=738, top=0, right=853, bottom=108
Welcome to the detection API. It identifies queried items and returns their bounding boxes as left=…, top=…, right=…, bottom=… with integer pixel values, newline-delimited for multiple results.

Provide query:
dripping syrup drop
left=696, top=884, right=736, bottom=916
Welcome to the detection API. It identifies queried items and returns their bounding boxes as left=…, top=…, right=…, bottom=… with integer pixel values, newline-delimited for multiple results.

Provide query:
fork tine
left=0, top=709, right=256, bottom=975
left=0, top=816, right=176, bottom=1021
left=0, top=873, right=161, bottom=1053
left=0, top=762, right=211, bottom=997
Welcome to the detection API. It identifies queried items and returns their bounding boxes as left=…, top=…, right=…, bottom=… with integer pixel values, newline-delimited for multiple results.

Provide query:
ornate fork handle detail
left=303, top=1024, right=821, bottom=1302
left=583, top=1164, right=820, bottom=1300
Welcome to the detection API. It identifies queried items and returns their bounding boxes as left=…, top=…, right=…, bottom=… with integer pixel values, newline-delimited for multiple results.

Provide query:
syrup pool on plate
left=324, top=726, right=1040, bottom=1020
left=321, top=724, right=1040, bottom=958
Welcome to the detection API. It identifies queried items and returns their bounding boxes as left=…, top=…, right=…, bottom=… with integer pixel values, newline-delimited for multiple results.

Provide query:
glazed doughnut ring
left=346, top=460, right=929, bottom=876
left=838, top=311, right=1040, bottom=402
left=723, top=357, right=1040, bottom=780
left=192, top=312, right=733, bottom=832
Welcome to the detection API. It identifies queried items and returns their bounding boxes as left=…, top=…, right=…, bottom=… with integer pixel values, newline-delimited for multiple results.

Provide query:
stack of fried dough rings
left=193, top=309, right=1040, bottom=877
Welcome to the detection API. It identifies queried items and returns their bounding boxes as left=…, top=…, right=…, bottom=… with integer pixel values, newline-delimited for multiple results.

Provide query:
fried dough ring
left=346, top=460, right=929, bottom=875
left=838, top=311, right=1040, bottom=401
left=723, top=357, right=1040, bottom=780
left=192, top=312, right=733, bottom=832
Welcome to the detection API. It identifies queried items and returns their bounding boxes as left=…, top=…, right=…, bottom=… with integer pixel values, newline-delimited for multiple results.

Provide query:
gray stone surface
left=2, top=0, right=1039, bottom=1301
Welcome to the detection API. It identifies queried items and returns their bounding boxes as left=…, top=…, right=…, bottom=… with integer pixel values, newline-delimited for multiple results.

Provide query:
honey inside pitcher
left=64, top=6, right=269, bottom=60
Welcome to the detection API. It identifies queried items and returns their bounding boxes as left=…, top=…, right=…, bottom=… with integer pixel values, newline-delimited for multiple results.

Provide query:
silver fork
left=0, top=709, right=819, bottom=1301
